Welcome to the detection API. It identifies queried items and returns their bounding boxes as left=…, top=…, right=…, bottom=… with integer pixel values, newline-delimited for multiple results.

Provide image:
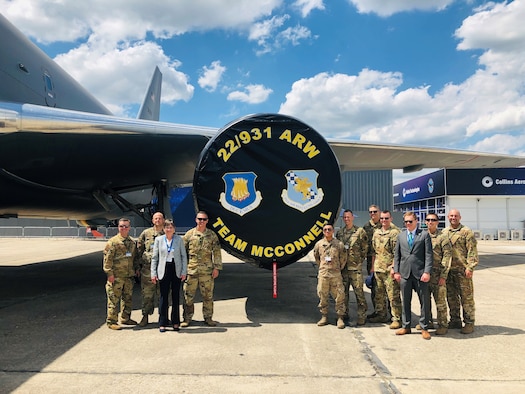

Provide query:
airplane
left=1, top=13, right=525, bottom=270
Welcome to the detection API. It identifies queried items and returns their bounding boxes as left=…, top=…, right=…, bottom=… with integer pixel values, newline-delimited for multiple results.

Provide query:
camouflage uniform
left=371, top=226, right=402, bottom=323
left=336, top=225, right=368, bottom=322
left=428, top=230, right=452, bottom=328
left=103, top=234, right=138, bottom=325
left=313, top=237, right=347, bottom=316
left=363, top=219, right=381, bottom=273
left=442, top=224, right=478, bottom=326
left=182, top=227, right=222, bottom=321
left=136, top=227, right=164, bottom=316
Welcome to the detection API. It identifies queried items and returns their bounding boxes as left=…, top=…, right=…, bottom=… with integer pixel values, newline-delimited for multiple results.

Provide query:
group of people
left=102, top=211, right=223, bottom=332
left=313, top=205, right=478, bottom=339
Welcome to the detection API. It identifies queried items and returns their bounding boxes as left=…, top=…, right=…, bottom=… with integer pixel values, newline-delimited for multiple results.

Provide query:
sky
left=2, top=0, right=525, bottom=184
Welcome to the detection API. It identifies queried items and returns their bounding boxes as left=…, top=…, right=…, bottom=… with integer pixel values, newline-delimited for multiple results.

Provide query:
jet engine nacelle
left=193, top=114, right=342, bottom=270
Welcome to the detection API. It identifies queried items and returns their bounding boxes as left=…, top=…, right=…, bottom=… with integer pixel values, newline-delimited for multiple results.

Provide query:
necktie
left=408, top=232, right=414, bottom=248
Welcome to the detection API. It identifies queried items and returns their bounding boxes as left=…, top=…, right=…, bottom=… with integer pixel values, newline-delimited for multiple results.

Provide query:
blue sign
left=394, top=169, right=445, bottom=204
left=447, top=168, right=525, bottom=195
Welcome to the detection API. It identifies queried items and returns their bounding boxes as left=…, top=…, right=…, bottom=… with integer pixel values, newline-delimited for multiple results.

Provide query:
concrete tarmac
left=0, top=238, right=524, bottom=393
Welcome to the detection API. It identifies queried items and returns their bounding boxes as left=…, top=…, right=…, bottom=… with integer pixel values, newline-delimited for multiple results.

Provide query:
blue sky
left=2, top=0, right=525, bottom=183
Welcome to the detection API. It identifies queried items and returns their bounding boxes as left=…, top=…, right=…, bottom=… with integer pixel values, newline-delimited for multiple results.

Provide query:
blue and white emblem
left=219, top=172, right=262, bottom=216
left=281, top=169, right=324, bottom=212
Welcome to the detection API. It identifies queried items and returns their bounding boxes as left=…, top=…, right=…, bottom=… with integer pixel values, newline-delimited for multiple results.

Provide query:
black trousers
left=158, top=262, right=182, bottom=327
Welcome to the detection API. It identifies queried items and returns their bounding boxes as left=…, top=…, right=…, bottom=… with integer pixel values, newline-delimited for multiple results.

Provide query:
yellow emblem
left=294, top=177, right=313, bottom=200
left=231, top=177, right=250, bottom=202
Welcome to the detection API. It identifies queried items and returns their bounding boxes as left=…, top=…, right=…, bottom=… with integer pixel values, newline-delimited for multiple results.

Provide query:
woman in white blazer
left=151, top=219, right=187, bottom=332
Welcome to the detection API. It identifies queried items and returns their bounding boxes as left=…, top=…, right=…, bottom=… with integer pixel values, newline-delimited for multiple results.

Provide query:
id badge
left=125, top=252, right=132, bottom=257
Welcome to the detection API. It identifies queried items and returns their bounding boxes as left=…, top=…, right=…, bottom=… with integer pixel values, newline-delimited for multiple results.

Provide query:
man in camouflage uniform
left=313, top=223, right=347, bottom=329
left=442, top=209, right=478, bottom=334
left=181, top=211, right=222, bottom=327
left=136, top=212, right=165, bottom=327
left=336, top=209, right=368, bottom=326
left=363, top=204, right=381, bottom=316
left=424, top=212, right=452, bottom=335
left=103, top=218, right=139, bottom=330
left=369, top=210, right=402, bottom=329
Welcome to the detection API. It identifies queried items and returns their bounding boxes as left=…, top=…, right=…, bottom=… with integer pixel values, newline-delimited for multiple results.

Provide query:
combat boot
left=356, top=317, right=366, bottom=326
left=435, top=326, right=448, bottom=335
left=139, top=315, right=148, bottom=327
left=205, top=318, right=217, bottom=327
left=448, top=320, right=462, bottom=329
left=180, top=318, right=191, bottom=327
left=317, top=315, right=328, bottom=326
left=389, top=321, right=401, bottom=329
left=337, top=316, right=345, bottom=329
left=119, top=318, right=137, bottom=325
left=460, top=323, right=474, bottom=334
left=107, top=323, right=121, bottom=330
left=368, top=315, right=388, bottom=323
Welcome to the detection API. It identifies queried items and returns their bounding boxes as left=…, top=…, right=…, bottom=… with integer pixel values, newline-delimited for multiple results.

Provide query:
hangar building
left=393, top=168, right=525, bottom=240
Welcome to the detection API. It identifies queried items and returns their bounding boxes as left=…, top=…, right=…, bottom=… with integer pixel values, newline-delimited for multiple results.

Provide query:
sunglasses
left=197, top=218, right=208, bottom=221
left=379, top=217, right=390, bottom=220
left=404, top=220, right=413, bottom=224
left=425, top=218, right=438, bottom=222
left=323, top=228, right=333, bottom=232
left=369, top=210, right=378, bottom=213
left=118, top=225, right=130, bottom=228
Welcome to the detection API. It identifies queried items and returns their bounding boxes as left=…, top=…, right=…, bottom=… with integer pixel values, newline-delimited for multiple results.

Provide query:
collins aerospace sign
left=446, top=168, right=525, bottom=195
left=193, top=114, right=341, bottom=269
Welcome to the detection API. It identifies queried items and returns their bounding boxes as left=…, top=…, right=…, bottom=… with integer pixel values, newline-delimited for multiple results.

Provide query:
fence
left=0, top=226, right=192, bottom=238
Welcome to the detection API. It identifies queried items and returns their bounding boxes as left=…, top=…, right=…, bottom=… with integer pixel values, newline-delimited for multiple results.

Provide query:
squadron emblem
left=282, top=170, right=324, bottom=212
left=219, top=172, right=262, bottom=216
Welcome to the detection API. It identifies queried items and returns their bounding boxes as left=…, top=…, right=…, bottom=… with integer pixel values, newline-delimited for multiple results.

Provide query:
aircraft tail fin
left=137, top=66, right=162, bottom=121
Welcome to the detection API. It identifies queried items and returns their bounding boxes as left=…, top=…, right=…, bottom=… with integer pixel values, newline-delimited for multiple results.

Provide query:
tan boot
left=205, top=318, right=217, bottom=327
left=356, top=317, right=366, bottom=326
left=317, top=315, right=328, bottom=326
left=389, top=320, right=401, bottom=329
left=460, top=323, right=474, bottom=334
left=180, top=318, right=191, bottom=327
left=337, top=316, right=345, bottom=329
left=138, top=315, right=148, bottom=327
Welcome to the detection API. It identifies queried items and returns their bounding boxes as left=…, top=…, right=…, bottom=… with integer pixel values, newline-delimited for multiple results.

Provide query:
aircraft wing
left=329, top=139, right=525, bottom=173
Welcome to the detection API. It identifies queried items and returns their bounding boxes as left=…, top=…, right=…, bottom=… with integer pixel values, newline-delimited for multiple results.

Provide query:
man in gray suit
left=393, top=211, right=433, bottom=340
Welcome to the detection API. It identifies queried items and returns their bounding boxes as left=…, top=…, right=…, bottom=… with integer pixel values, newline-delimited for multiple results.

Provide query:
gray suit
left=394, top=228, right=433, bottom=329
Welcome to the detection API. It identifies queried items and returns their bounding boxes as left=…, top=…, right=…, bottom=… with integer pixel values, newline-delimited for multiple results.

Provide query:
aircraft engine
left=193, top=113, right=342, bottom=270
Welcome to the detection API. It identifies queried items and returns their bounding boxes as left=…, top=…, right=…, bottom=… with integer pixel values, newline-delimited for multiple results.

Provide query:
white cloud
left=198, top=61, right=227, bottom=92
left=227, top=84, right=273, bottom=104
left=348, top=0, right=454, bottom=17
left=280, top=1, right=525, bottom=158
left=293, top=0, right=325, bottom=17
left=54, top=41, right=193, bottom=116
left=0, top=0, right=282, bottom=112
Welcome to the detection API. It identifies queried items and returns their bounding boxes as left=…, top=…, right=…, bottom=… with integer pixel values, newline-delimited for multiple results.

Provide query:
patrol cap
left=365, top=273, right=374, bottom=289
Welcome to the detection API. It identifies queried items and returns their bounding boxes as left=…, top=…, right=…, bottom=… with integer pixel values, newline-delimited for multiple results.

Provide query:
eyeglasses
left=323, top=228, right=333, bottom=232
left=425, top=218, right=438, bottom=222
left=404, top=220, right=413, bottom=224
left=197, top=218, right=208, bottom=221
left=118, top=225, right=130, bottom=228
left=379, top=217, right=390, bottom=220
left=369, top=210, right=378, bottom=213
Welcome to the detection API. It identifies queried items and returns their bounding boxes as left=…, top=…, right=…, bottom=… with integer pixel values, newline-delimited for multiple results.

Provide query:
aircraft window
left=44, top=73, right=53, bottom=92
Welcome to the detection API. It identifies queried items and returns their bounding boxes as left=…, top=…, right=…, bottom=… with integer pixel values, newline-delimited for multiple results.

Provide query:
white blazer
left=151, top=234, right=187, bottom=280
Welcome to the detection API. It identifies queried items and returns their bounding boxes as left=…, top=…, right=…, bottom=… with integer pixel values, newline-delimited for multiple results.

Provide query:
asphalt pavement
left=0, top=238, right=524, bottom=393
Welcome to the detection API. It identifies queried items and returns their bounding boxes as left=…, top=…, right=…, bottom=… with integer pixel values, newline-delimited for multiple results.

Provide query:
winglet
left=137, top=66, right=162, bottom=121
